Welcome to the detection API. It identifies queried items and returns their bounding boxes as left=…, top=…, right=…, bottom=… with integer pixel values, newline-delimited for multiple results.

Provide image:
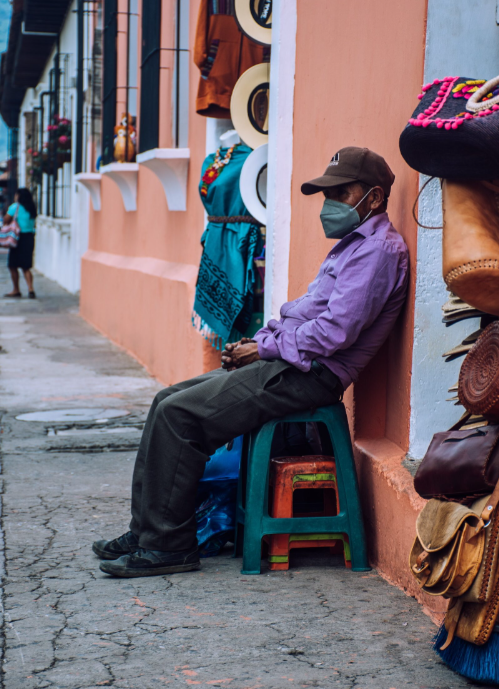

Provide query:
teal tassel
left=435, top=625, right=499, bottom=685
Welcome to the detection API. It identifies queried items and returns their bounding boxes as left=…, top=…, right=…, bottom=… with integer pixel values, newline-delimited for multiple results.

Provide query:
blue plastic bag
left=195, top=436, right=243, bottom=557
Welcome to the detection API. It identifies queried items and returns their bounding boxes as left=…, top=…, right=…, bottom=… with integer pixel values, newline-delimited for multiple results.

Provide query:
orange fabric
left=193, top=0, right=265, bottom=118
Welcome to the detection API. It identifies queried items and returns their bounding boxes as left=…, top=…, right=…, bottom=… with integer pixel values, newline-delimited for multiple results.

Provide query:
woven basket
left=459, top=322, right=499, bottom=420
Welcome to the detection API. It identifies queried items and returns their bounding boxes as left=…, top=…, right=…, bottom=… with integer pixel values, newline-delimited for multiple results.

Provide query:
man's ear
left=370, top=186, right=385, bottom=210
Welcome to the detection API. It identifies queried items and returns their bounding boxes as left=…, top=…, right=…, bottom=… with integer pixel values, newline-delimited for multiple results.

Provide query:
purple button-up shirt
left=253, top=212, right=409, bottom=390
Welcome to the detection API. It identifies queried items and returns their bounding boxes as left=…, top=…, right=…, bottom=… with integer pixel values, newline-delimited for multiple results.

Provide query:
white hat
left=240, top=143, right=268, bottom=225
left=230, top=62, right=270, bottom=150
left=234, top=0, right=272, bottom=46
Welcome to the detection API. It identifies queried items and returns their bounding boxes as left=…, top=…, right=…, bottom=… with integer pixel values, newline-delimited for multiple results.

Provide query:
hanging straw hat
left=240, top=143, right=268, bottom=224
left=234, top=0, right=272, bottom=46
left=230, top=63, right=270, bottom=150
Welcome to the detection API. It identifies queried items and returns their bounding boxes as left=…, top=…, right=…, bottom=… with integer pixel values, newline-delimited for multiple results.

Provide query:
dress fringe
left=192, top=311, right=243, bottom=350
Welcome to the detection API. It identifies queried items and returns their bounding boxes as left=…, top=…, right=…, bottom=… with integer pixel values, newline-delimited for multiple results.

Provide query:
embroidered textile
left=193, top=145, right=263, bottom=345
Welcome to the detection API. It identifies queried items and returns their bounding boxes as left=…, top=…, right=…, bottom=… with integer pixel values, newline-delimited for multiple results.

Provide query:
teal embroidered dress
left=193, top=145, right=263, bottom=345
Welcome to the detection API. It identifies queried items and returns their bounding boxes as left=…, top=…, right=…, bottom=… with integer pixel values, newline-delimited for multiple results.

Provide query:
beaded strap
left=467, top=75, right=499, bottom=112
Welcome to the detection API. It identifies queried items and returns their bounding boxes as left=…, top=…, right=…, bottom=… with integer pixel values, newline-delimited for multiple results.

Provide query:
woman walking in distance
left=4, top=188, right=37, bottom=298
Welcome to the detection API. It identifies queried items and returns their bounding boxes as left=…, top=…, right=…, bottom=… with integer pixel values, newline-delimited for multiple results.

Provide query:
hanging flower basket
left=46, top=116, right=72, bottom=169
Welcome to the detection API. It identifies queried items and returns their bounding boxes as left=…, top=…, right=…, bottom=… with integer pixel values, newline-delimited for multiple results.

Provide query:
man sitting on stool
left=93, top=146, right=409, bottom=578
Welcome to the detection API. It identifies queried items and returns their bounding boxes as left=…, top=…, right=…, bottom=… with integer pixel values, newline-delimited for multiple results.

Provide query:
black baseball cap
left=301, top=146, right=395, bottom=197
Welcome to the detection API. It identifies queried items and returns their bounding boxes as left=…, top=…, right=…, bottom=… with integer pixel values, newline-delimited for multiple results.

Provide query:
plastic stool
left=234, top=403, right=370, bottom=574
left=267, top=456, right=351, bottom=570
left=269, top=534, right=352, bottom=570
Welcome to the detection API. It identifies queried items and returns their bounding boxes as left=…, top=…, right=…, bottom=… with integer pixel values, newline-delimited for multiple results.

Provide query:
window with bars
left=102, top=0, right=190, bottom=163
left=102, top=0, right=117, bottom=164
left=31, top=53, right=73, bottom=219
left=102, top=0, right=138, bottom=165
left=139, top=0, right=190, bottom=153
left=75, top=0, right=103, bottom=174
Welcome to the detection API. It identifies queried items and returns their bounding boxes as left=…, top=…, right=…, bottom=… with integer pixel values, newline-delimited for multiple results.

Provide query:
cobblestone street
left=0, top=258, right=485, bottom=689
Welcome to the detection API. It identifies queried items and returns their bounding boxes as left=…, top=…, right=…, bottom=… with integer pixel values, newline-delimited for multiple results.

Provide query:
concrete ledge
left=80, top=250, right=219, bottom=386
left=355, top=437, right=447, bottom=622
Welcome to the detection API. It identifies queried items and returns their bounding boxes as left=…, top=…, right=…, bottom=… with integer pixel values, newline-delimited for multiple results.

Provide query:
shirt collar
left=327, top=212, right=390, bottom=257
left=352, top=211, right=390, bottom=239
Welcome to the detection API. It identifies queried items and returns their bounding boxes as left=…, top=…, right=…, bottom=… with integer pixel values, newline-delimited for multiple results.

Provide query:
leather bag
left=458, top=322, right=499, bottom=420
left=442, top=510, right=499, bottom=650
left=409, top=498, right=486, bottom=598
left=414, top=417, right=499, bottom=501
left=0, top=204, right=20, bottom=249
left=399, top=75, right=499, bottom=179
left=444, top=572, right=499, bottom=648
left=442, top=179, right=499, bottom=317
left=460, top=495, right=499, bottom=604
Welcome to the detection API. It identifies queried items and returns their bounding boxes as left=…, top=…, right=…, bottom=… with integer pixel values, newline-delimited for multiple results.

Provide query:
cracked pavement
left=0, top=255, right=487, bottom=689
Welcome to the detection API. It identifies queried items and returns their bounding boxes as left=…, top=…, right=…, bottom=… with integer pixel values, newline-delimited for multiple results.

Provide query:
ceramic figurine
left=114, top=112, right=136, bottom=162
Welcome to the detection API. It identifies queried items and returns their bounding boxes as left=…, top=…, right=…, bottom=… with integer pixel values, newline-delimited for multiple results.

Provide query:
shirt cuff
left=254, top=333, right=281, bottom=360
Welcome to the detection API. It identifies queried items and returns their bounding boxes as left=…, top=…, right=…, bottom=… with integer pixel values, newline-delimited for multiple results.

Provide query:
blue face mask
left=320, top=187, right=374, bottom=239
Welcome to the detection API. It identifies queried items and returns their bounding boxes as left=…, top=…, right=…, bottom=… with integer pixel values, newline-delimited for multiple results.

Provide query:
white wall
left=18, top=0, right=91, bottom=294
left=409, top=0, right=499, bottom=458
left=264, top=0, right=296, bottom=322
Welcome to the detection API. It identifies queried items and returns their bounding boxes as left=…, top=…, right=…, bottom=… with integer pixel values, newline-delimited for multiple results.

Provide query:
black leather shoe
left=99, top=547, right=200, bottom=577
left=92, top=530, right=140, bottom=560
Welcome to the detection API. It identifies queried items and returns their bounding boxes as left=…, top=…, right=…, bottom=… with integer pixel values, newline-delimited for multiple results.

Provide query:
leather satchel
left=441, top=495, right=499, bottom=649
left=460, top=495, right=499, bottom=604
left=410, top=498, right=486, bottom=598
left=444, top=572, right=499, bottom=648
left=414, top=417, right=499, bottom=501
left=442, top=179, right=499, bottom=317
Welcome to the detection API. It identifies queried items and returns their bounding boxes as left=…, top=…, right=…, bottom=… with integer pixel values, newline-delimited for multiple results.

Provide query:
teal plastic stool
left=234, top=403, right=371, bottom=574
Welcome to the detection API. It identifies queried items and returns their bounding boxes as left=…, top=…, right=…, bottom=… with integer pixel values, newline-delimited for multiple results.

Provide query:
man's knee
left=154, top=388, right=203, bottom=430
left=152, top=383, right=181, bottom=409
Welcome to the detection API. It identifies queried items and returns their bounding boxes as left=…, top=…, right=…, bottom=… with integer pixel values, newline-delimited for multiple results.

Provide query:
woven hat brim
left=234, top=0, right=272, bottom=45
left=230, top=63, right=270, bottom=151
left=442, top=343, right=474, bottom=358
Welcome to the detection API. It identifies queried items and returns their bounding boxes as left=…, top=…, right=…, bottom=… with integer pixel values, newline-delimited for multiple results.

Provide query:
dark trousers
left=130, top=359, right=343, bottom=551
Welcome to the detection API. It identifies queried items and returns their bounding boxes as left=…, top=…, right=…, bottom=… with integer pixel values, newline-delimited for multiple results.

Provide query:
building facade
left=1, top=0, right=497, bottom=612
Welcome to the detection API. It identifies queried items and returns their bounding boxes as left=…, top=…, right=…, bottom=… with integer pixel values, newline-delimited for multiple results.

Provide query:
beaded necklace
left=200, top=144, right=239, bottom=197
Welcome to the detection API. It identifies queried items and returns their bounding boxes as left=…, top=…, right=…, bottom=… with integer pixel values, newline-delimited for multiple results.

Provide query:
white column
left=264, top=0, right=297, bottom=321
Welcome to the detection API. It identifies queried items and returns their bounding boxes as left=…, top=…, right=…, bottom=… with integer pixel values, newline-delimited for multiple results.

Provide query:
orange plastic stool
left=268, top=455, right=352, bottom=571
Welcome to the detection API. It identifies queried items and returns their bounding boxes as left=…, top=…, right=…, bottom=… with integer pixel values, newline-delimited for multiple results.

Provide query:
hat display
left=301, top=146, right=395, bottom=197
left=442, top=328, right=482, bottom=362
left=230, top=62, right=270, bottom=150
left=240, top=143, right=268, bottom=224
left=234, top=0, right=272, bottom=46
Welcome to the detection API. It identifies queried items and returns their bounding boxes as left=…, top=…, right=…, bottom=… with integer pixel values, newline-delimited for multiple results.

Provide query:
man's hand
left=221, top=338, right=260, bottom=371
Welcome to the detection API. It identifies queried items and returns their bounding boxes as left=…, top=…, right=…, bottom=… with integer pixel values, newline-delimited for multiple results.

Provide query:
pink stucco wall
left=81, top=0, right=221, bottom=385
left=290, top=0, right=433, bottom=604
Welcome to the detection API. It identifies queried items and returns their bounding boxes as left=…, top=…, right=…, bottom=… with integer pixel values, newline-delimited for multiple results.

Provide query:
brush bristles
left=435, top=625, right=499, bottom=685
